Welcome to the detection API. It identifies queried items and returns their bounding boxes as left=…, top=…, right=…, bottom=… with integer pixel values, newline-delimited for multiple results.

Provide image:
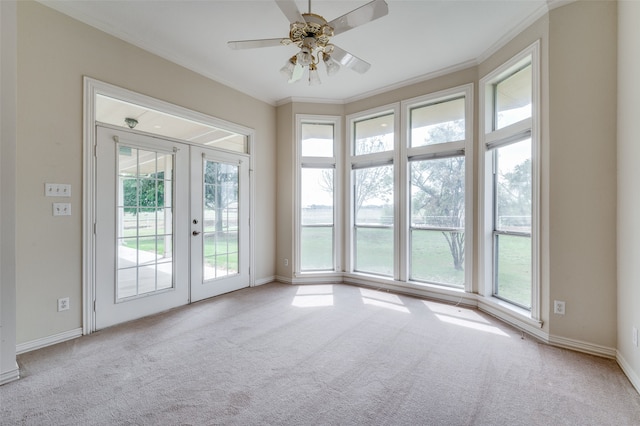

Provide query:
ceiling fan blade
left=228, top=38, right=290, bottom=50
left=328, top=0, right=389, bottom=36
left=275, top=0, right=305, bottom=24
left=332, top=45, right=371, bottom=74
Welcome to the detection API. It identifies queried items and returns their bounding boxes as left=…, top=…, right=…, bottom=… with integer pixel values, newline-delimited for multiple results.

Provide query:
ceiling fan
left=228, top=0, right=389, bottom=85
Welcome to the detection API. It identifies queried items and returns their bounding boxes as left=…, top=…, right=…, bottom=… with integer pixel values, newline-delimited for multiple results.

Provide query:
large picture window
left=493, top=138, right=532, bottom=308
left=297, top=117, right=340, bottom=273
left=406, top=90, right=472, bottom=288
left=349, top=109, right=396, bottom=278
left=346, top=89, right=472, bottom=285
left=481, top=42, right=539, bottom=316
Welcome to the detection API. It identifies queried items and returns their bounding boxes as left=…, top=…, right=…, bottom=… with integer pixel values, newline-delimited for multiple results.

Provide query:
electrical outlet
left=53, top=203, right=71, bottom=216
left=284, top=259, right=289, bottom=267
left=58, top=297, right=70, bottom=312
left=553, top=300, right=565, bottom=315
left=633, top=326, right=638, bottom=347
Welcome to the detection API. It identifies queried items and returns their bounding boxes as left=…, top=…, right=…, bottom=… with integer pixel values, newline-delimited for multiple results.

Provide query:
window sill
left=476, top=295, right=544, bottom=338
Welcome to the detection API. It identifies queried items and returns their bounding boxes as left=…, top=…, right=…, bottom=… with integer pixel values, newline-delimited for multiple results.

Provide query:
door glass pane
left=301, top=123, right=334, bottom=157
left=354, top=113, right=394, bottom=155
left=410, top=156, right=465, bottom=287
left=301, top=168, right=334, bottom=271
left=410, top=98, right=465, bottom=147
left=116, top=145, right=174, bottom=300
left=202, top=159, right=239, bottom=281
left=354, top=165, right=394, bottom=276
left=495, top=63, right=532, bottom=129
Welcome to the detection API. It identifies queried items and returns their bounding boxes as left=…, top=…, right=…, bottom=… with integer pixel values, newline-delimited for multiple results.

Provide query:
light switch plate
left=45, top=183, right=71, bottom=197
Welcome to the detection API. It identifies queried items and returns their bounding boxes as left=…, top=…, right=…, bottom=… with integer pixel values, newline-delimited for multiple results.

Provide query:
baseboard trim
left=548, top=334, right=617, bottom=359
left=617, top=350, right=640, bottom=395
left=292, top=274, right=345, bottom=285
left=0, top=363, right=20, bottom=386
left=274, top=275, right=294, bottom=284
left=16, top=327, right=83, bottom=355
left=253, top=276, right=276, bottom=287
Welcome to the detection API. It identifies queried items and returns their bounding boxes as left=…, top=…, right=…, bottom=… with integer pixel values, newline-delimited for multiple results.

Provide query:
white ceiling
left=40, top=0, right=550, bottom=106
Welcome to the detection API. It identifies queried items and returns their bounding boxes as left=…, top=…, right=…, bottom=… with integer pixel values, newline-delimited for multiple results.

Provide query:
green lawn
left=411, top=230, right=464, bottom=286
left=302, top=227, right=532, bottom=308
left=126, top=218, right=531, bottom=308
left=122, top=228, right=239, bottom=271
left=495, top=234, right=532, bottom=308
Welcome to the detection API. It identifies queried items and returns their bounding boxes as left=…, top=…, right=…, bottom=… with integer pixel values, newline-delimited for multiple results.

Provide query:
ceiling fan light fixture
left=280, top=56, right=296, bottom=79
left=229, top=0, right=389, bottom=86
left=296, top=46, right=313, bottom=67
left=308, top=63, right=321, bottom=86
left=323, top=54, right=340, bottom=76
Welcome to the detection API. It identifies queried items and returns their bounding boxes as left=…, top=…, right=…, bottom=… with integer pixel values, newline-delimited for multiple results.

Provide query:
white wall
left=15, top=2, right=276, bottom=345
left=546, top=0, right=618, bottom=349
left=0, top=0, right=19, bottom=385
left=617, top=0, right=640, bottom=393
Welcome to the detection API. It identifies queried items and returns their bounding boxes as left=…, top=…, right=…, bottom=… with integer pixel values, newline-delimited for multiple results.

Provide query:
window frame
left=401, top=84, right=474, bottom=290
left=295, top=114, right=342, bottom=276
left=346, top=104, right=400, bottom=279
left=479, top=41, right=541, bottom=321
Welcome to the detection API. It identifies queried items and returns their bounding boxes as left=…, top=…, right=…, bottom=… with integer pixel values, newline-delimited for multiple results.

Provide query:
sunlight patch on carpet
left=292, top=285, right=334, bottom=307
left=359, top=288, right=410, bottom=313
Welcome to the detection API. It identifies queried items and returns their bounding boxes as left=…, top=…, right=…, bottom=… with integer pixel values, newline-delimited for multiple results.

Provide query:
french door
left=95, top=126, right=249, bottom=330
left=190, top=146, right=250, bottom=302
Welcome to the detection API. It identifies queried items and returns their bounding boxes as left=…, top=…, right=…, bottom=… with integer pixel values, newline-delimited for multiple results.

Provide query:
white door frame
left=83, top=77, right=256, bottom=334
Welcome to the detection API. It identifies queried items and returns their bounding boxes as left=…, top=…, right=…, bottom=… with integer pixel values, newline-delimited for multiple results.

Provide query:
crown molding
left=477, top=1, right=551, bottom=65
left=275, top=96, right=345, bottom=107
left=343, top=59, right=478, bottom=105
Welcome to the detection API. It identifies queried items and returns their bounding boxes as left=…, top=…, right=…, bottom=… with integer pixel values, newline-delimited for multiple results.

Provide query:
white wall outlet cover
left=57, top=297, right=70, bottom=312
left=53, top=203, right=72, bottom=216
left=553, top=300, right=565, bottom=315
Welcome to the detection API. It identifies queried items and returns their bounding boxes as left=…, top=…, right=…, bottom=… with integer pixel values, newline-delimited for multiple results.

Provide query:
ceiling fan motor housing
left=290, top=13, right=334, bottom=50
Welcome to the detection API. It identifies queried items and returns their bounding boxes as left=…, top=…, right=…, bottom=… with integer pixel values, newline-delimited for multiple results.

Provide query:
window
left=353, top=164, right=394, bottom=276
left=346, top=90, right=472, bottom=285
left=117, top=146, right=174, bottom=299
left=349, top=109, right=396, bottom=277
left=481, top=42, right=539, bottom=314
left=493, top=139, right=532, bottom=307
left=297, top=117, right=340, bottom=273
left=406, top=89, right=472, bottom=288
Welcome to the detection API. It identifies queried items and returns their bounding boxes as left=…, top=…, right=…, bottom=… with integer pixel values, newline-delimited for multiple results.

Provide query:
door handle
left=192, top=230, right=201, bottom=236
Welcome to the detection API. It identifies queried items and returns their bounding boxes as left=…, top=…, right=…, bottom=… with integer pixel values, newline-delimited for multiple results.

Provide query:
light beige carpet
left=2, top=282, right=639, bottom=425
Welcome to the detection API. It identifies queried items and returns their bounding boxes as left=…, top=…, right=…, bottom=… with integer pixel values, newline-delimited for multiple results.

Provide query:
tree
left=320, top=136, right=393, bottom=220
left=410, top=120, right=466, bottom=271
left=497, top=157, right=531, bottom=229
left=411, top=155, right=465, bottom=270
left=122, top=172, right=165, bottom=214
left=204, top=161, right=238, bottom=233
